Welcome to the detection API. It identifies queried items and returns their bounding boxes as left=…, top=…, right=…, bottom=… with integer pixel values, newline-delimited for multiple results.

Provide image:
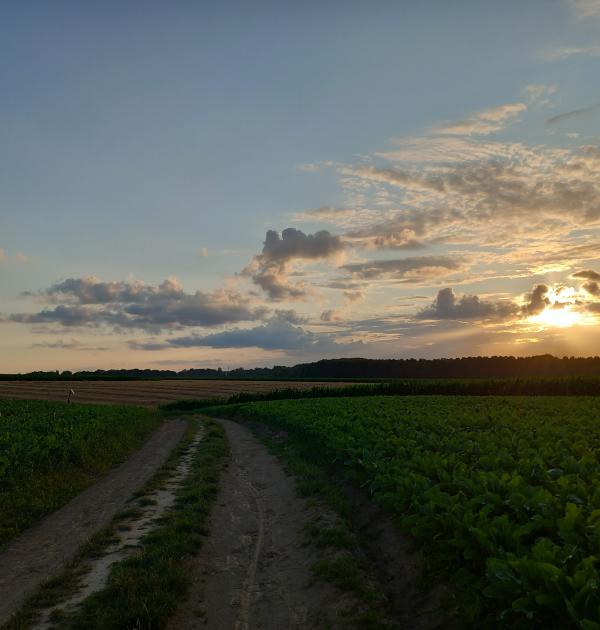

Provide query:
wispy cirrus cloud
left=541, top=44, right=600, bottom=60
left=546, top=104, right=600, bottom=125
left=567, top=0, right=600, bottom=18
left=341, top=255, right=469, bottom=284
left=432, top=102, right=527, bottom=136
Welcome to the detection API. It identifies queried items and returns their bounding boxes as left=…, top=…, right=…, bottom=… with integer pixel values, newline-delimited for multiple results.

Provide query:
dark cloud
left=583, top=281, right=600, bottom=296
left=158, top=320, right=360, bottom=353
left=261, top=228, right=345, bottom=262
left=341, top=255, right=467, bottom=283
left=40, top=277, right=184, bottom=304
left=8, top=278, right=267, bottom=331
left=546, top=104, right=600, bottom=125
left=417, top=288, right=519, bottom=320
left=573, top=269, right=600, bottom=281
left=521, top=284, right=551, bottom=315
left=245, top=228, right=345, bottom=301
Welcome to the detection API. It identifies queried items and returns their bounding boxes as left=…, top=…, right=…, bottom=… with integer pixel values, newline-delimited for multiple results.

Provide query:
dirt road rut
left=169, top=418, right=355, bottom=630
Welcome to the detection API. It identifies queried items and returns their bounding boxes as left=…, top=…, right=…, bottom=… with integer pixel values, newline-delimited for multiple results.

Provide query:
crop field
left=0, top=379, right=356, bottom=406
left=0, top=400, right=159, bottom=546
left=207, top=395, right=600, bottom=628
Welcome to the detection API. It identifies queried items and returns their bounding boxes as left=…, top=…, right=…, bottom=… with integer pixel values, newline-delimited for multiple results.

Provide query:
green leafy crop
left=211, top=395, right=600, bottom=628
left=0, top=400, right=159, bottom=546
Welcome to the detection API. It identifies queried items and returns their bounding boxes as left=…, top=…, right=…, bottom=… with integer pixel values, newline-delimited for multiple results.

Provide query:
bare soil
left=0, top=380, right=357, bottom=406
left=0, top=419, right=187, bottom=626
left=168, top=419, right=364, bottom=630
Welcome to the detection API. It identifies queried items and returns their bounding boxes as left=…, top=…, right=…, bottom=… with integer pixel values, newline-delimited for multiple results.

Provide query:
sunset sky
left=2, top=0, right=600, bottom=372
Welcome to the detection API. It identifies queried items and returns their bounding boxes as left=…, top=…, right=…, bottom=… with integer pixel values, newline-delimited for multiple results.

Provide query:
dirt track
left=169, top=419, right=360, bottom=629
left=0, top=379, right=357, bottom=406
left=0, top=419, right=187, bottom=626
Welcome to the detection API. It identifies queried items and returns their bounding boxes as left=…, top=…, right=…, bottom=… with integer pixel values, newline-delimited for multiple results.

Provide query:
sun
left=527, top=286, right=583, bottom=328
left=530, top=307, right=582, bottom=328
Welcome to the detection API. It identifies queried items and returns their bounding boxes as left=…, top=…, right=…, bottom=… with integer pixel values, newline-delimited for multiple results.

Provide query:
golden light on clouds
left=529, top=307, right=582, bottom=328
left=526, top=286, right=592, bottom=329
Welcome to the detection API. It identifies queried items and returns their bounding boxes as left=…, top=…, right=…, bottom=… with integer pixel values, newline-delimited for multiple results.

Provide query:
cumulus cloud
left=244, top=228, right=345, bottom=301
left=8, top=277, right=268, bottom=331
left=417, top=288, right=519, bottom=320
left=521, top=284, right=551, bottom=316
left=341, top=255, right=468, bottom=283
left=152, top=320, right=361, bottom=353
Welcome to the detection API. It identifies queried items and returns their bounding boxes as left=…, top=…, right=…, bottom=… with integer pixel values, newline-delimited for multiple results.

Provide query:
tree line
left=5, top=354, right=600, bottom=380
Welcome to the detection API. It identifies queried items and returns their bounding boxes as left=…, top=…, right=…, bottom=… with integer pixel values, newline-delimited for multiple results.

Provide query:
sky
left=1, top=0, right=600, bottom=372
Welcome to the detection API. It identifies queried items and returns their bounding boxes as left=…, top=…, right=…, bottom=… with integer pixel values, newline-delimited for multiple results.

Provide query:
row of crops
left=208, top=395, right=600, bottom=628
left=0, top=400, right=159, bottom=546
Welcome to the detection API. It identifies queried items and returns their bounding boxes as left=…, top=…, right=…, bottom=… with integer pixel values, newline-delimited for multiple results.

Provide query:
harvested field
left=0, top=379, right=356, bottom=406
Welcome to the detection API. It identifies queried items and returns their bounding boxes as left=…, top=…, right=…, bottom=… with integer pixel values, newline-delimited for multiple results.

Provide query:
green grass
left=54, top=418, right=227, bottom=629
left=0, top=400, right=160, bottom=547
left=206, top=395, right=600, bottom=628
left=2, top=417, right=227, bottom=630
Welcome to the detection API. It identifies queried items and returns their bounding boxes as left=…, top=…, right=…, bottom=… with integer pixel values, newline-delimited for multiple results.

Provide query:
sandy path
left=169, top=419, right=355, bottom=630
left=0, top=418, right=188, bottom=626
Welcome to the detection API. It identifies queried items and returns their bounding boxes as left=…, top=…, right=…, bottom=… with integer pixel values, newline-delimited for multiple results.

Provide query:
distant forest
left=5, top=354, right=600, bottom=380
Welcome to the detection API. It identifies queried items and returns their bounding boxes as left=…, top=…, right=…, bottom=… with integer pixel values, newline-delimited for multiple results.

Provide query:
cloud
left=31, top=338, right=83, bottom=349
left=320, top=309, right=343, bottom=322
left=41, top=276, right=185, bottom=304
left=244, top=228, right=345, bottom=301
left=433, top=102, right=527, bottom=136
left=416, top=288, right=519, bottom=320
left=546, top=104, right=600, bottom=125
left=8, top=277, right=268, bottom=331
left=341, top=255, right=468, bottom=283
left=198, top=247, right=209, bottom=258
left=0, top=249, right=7, bottom=264
left=521, top=284, right=551, bottom=315
left=573, top=269, right=600, bottom=295
left=157, top=320, right=360, bottom=353
left=567, top=0, right=600, bottom=18
left=29, top=338, right=109, bottom=351
left=572, top=269, right=600, bottom=281
left=293, top=207, right=357, bottom=223
left=523, top=84, right=557, bottom=105
left=348, top=142, right=600, bottom=250
left=542, top=45, right=600, bottom=60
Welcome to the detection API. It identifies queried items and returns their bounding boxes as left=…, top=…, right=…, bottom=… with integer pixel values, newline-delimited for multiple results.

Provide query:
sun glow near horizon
left=526, top=286, right=593, bottom=329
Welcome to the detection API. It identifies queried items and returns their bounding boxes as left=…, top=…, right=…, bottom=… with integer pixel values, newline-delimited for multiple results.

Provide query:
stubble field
left=0, top=379, right=355, bottom=406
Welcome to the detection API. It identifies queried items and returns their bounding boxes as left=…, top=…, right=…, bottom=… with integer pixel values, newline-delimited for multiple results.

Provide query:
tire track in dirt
left=168, top=419, right=360, bottom=630
left=0, top=418, right=187, bottom=626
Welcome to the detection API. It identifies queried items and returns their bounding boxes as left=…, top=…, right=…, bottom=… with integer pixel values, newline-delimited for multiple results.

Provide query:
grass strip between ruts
left=2, top=416, right=228, bottom=630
